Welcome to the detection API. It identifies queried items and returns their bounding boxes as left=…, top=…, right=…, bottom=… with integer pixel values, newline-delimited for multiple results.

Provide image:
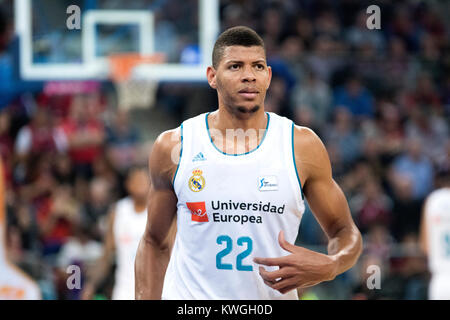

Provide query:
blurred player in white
left=0, top=158, right=41, bottom=300
left=82, top=167, right=149, bottom=300
left=420, top=169, right=450, bottom=300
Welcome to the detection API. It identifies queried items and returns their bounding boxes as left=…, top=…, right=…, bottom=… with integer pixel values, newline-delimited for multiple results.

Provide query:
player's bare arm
left=81, top=208, right=116, bottom=300
left=135, top=128, right=180, bottom=300
left=254, top=126, right=363, bottom=294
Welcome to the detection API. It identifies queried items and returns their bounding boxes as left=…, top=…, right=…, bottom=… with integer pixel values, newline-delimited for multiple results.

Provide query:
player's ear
left=207, top=66, right=217, bottom=89
left=266, top=65, right=272, bottom=90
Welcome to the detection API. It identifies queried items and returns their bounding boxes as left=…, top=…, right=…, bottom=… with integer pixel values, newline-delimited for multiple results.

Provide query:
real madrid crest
left=188, top=169, right=205, bottom=192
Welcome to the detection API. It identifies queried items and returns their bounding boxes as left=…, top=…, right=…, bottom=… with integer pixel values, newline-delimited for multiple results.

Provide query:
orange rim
left=108, top=53, right=166, bottom=82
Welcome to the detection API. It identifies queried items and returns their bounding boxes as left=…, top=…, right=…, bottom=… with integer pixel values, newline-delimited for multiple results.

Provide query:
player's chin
left=236, top=101, right=261, bottom=115
left=235, top=104, right=261, bottom=115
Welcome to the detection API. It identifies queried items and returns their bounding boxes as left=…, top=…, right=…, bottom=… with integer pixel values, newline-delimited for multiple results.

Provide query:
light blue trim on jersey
left=291, top=122, right=304, bottom=200
left=172, top=123, right=183, bottom=186
left=205, top=112, right=270, bottom=156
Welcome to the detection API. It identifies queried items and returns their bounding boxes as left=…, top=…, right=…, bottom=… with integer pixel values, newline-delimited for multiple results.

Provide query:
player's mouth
left=238, top=88, right=259, bottom=99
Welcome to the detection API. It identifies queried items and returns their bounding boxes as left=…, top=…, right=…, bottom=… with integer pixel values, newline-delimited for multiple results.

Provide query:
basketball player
left=82, top=167, right=149, bottom=300
left=135, top=26, right=363, bottom=299
left=419, top=169, right=450, bottom=300
left=0, top=157, right=41, bottom=300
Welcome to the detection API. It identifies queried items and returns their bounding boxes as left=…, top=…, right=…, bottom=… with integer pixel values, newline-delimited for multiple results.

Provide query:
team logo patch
left=258, top=176, right=278, bottom=191
left=186, top=201, right=208, bottom=222
left=188, top=169, right=206, bottom=192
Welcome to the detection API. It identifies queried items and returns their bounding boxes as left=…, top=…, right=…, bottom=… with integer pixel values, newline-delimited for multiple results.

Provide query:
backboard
left=14, top=0, right=219, bottom=81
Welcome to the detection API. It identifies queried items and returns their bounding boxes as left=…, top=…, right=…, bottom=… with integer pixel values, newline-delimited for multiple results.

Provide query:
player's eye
left=255, top=64, right=265, bottom=70
left=229, top=64, right=240, bottom=70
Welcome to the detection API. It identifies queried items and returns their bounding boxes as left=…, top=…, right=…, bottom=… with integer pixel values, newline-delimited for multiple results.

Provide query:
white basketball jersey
left=0, top=174, right=41, bottom=300
left=424, top=188, right=450, bottom=299
left=0, top=226, right=41, bottom=300
left=112, top=197, right=147, bottom=300
left=162, top=112, right=305, bottom=300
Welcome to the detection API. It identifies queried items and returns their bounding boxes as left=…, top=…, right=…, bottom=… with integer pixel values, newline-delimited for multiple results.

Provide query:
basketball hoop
left=108, top=53, right=166, bottom=111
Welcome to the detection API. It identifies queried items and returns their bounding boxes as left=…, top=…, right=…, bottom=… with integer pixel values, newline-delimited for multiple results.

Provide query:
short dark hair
left=212, top=26, right=265, bottom=68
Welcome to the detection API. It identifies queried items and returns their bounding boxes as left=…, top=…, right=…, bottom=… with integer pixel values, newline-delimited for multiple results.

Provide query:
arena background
left=0, top=0, right=449, bottom=300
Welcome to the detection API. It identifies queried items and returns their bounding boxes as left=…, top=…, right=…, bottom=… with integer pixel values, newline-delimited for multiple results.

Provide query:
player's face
left=208, top=46, right=272, bottom=117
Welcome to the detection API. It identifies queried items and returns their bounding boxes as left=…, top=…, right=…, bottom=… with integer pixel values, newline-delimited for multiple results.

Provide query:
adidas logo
left=192, top=152, right=206, bottom=162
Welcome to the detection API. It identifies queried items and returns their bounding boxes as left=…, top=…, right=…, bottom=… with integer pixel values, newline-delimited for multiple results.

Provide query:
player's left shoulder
left=292, top=125, right=328, bottom=158
left=292, top=124, right=331, bottom=181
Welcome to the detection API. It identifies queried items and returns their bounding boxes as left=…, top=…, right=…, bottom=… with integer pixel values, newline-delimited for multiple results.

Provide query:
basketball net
left=108, top=53, right=166, bottom=111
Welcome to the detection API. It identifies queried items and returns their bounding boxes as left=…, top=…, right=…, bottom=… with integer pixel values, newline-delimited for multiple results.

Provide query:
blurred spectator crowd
left=0, top=0, right=449, bottom=299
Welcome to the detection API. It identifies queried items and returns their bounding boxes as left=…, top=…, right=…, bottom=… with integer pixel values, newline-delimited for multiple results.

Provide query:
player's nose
left=241, top=65, right=256, bottom=82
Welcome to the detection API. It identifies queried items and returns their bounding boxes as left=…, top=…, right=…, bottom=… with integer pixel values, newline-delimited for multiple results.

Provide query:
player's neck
left=211, top=107, right=267, bottom=132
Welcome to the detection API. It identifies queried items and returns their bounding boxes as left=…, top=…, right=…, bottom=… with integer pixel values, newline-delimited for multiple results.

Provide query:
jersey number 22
left=216, top=235, right=253, bottom=271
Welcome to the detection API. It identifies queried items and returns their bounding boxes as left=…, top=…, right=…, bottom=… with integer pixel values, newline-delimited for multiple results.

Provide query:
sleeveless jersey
left=424, top=188, right=450, bottom=299
left=162, top=112, right=305, bottom=299
left=112, top=197, right=147, bottom=300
